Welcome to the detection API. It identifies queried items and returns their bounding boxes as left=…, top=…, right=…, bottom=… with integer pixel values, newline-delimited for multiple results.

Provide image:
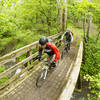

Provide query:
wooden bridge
left=0, top=33, right=83, bottom=100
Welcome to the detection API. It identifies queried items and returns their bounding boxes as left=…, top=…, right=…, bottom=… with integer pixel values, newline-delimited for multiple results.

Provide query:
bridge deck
left=1, top=37, right=78, bottom=100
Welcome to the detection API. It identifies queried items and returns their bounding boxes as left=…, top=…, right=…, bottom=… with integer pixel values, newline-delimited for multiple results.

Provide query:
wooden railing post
left=16, top=58, right=19, bottom=64
left=25, top=49, right=33, bottom=67
left=28, top=49, right=33, bottom=64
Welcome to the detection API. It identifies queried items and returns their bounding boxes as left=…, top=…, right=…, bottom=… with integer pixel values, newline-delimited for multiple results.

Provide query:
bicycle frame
left=61, top=41, right=70, bottom=59
left=36, top=61, right=51, bottom=87
left=42, top=64, right=49, bottom=80
left=36, top=58, right=58, bottom=88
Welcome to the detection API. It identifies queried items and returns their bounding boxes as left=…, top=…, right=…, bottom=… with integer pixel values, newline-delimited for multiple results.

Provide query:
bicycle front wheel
left=61, top=50, right=65, bottom=59
left=36, top=69, right=47, bottom=88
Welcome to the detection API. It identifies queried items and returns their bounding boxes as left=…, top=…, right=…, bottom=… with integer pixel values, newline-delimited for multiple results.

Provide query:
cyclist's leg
left=64, top=40, right=67, bottom=50
left=68, top=42, right=70, bottom=50
left=65, top=41, right=69, bottom=52
left=53, top=54, right=58, bottom=66
left=66, top=39, right=70, bottom=50
left=52, top=54, right=58, bottom=68
left=47, top=55, right=53, bottom=69
left=56, top=59, right=59, bottom=67
left=47, top=55, right=52, bottom=63
left=48, top=54, right=57, bottom=69
left=69, top=35, right=73, bottom=50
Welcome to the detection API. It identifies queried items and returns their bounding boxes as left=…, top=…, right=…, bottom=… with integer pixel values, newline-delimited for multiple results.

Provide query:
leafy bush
left=0, top=0, right=60, bottom=56
left=81, top=36, right=100, bottom=99
left=0, top=65, right=5, bottom=73
left=0, top=65, right=8, bottom=84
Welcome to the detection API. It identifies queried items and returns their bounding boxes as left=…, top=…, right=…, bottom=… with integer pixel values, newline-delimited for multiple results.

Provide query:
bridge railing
left=0, top=33, right=61, bottom=92
left=0, top=33, right=60, bottom=65
left=58, top=41, right=83, bottom=100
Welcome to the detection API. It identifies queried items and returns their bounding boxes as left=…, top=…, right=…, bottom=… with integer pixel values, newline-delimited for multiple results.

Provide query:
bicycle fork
left=42, top=65, right=48, bottom=80
left=43, top=69, right=48, bottom=80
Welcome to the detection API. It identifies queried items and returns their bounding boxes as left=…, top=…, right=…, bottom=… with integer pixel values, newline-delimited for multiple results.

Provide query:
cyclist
left=61, top=29, right=73, bottom=51
left=38, top=36, right=60, bottom=68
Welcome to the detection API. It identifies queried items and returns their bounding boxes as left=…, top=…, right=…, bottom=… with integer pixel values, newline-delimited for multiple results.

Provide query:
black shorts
left=64, top=39, right=71, bottom=43
left=47, top=52, right=54, bottom=56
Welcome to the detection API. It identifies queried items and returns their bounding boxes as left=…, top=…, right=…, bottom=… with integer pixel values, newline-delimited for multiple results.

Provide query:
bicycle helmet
left=39, top=36, right=48, bottom=45
left=66, top=29, right=70, bottom=33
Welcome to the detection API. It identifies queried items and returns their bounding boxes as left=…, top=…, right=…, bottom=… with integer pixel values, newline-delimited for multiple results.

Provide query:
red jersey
left=39, top=42, right=60, bottom=62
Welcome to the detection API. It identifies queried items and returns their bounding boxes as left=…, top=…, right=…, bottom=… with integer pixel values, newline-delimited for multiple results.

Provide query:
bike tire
left=67, top=43, right=70, bottom=50
left=36, top=69, right=47, bottom=88
left=61, top=50, right=65, bottom=59
left=69, top=43, right=70, bottom=50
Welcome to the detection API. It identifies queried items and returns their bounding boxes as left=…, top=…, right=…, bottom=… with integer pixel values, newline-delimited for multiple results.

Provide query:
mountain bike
left=61, top=42, right=70, bottom=59
left=36, top=60, right=55, bottom=88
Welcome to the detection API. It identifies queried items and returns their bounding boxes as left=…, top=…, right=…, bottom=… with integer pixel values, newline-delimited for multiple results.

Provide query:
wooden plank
left=58, top=41, right=83, bottom=100
left=0, top=59, right=44, bottom=90
left=25, top=49, right=33, bottom=66
left=0, top=52, right=38, bottom=79
left=0, top=33, right=61, bottom=65
left=0, top=58, right=46, bottom=95
left=0, top=55, right=47, bottom=90
left=0, top=41, right=38, bottom=64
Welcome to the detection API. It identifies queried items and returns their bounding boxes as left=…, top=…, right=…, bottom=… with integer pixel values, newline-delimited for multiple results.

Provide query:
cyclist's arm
left=61, top=32, right=66, bottom=41
left=38, top=46, right=43, bottom=57
left=70, top=32, right=73, bottom=42
left=50, top=43, right=60, bottom=62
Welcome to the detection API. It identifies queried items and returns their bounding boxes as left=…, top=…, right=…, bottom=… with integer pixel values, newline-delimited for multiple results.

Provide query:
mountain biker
left=61, top=29, right=73, bottom=50
left=38, top=36, right=60, bottom=68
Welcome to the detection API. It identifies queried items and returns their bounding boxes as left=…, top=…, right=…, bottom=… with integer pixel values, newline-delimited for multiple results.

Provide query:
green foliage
left=0, top=0, right=60, bottom=56
left=68, top=0, right=100, bottom=34
left=0, top=76, right=8, bottom=84
left=93, top=6, right=100, bottom=30
left=68, top=0, right=96, bottom=22
left=0, top=65, right=8, bottom=84
left=0, top=65, right=5, bottom=73
left=80, top=35, right=100, bottom=99
left=87, top=74, right=100, bottom=100
left=81, top=37, right=100, bottom=76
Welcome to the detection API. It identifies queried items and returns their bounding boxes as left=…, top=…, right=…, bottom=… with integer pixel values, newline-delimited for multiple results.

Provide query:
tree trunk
left=82, top=18, right=86, bottom=64
left=86, top=16, right=92, bottom=41
left=62, top=0, right=67, bottom=33
left=83, top=18, right=86, bottom=40
left=86, top=0, right=92, bottom=42
left=57, top=0, right=62, bottom=26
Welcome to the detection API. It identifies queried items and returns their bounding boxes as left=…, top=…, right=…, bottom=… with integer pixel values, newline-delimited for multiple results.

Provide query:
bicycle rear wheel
left=67, top=43, right=70, bottom=50
left=36, top=69, right=47, bottom=88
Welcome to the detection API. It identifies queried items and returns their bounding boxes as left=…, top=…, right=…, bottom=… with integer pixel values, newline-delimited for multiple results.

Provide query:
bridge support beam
left=77, top=73, right=82, bottom=89
left=75, top=72, right=82, bottom=93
